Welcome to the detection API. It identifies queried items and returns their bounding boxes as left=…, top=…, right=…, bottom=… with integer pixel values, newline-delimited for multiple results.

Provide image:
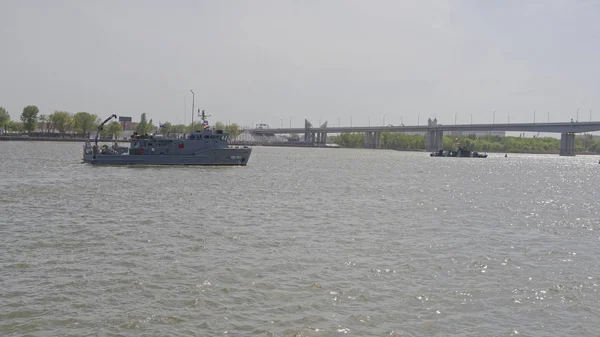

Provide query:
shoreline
left=1, top=136, right=599, bottom=155
left=0, top=136, right=130, bottom=143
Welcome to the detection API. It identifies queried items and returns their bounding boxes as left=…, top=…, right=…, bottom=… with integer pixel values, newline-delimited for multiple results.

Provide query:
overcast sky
left=1, top=0, right=599, bottom=128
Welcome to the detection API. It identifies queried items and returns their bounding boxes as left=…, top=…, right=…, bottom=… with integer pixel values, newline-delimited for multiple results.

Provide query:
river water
left=1, top=141, right=599, bottom=336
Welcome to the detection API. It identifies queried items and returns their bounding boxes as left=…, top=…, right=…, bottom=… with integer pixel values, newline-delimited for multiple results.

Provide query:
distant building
left=118, top=117, right=137, bottom=130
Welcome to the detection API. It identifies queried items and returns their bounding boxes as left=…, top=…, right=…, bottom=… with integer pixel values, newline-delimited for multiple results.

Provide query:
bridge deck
left=248, top=121, right=600, bottom=134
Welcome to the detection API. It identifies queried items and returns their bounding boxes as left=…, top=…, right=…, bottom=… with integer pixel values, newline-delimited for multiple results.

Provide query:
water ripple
left=1, top=142, right=600, bottom=336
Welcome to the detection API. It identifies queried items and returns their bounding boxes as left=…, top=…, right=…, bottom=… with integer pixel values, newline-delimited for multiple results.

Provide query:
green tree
left=45, top=113, right=55, bottom=133
left=186, top=123, right=196, bottom=133
left=0, top=107, right=9, bottom=131
left=100, top=121, right=123, bottom=139
left=38, top=114, right=48, bottom=133
left=20, top=105, right=39, bottom=133
left=170, top=124, right=186, bottom=134
left=147, top=118, right=155, bottom=133
left=158, top=121, right=172, bottom=134
left=51, top=111, right=73, bottom=136
left=73, top=112, right=99, bottom=138
left=7, top=120, right=23, bottom=132
left=225, top=123, right=241, bottom=138
left=214, top=121, right=226, bottom=130
left=136, top=113, right=149, bottom=134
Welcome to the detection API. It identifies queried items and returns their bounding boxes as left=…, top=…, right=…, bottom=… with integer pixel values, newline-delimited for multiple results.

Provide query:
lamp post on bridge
left=590, top=110, right=592, bottom=122
left=493, top=110, right=495, bottom=124
left=577, top=108, right=579, bottom=122
left=547, top=111, right=550, bottom=123
left=508, top=112, right=511, bottom=124
left=470, top=114, right=472, bottom=125
left=417, top=113, right=420, bottom=126
left=383, top=114, right=386, bottom=126
left=533, top=109, right=536, bottom=123
left=454, top=113, right=457, bottom=125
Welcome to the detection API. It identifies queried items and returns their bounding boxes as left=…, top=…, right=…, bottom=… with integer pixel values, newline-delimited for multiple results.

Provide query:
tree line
left=0, top=105, right=107, bottom=138
left=0, top=105, right=242, bottom=139
left=330, top=132, right=600, bottom=154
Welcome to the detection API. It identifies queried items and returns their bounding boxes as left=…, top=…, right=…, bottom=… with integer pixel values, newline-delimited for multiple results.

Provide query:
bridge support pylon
left=560, top=132, right=576, bottom=156
left=426, top=118, right=444, bottom=152
left=316, top=132, right=327, bottom=143
left=363, top=131, right=381, bottom=148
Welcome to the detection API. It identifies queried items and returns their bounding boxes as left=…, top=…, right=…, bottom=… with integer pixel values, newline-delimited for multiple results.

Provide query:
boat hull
left=83, top=148, right=252, bottom=166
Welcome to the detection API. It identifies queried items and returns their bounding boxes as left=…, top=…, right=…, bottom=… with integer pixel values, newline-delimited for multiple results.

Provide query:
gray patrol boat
left=83, top=112, right=252, bottom=166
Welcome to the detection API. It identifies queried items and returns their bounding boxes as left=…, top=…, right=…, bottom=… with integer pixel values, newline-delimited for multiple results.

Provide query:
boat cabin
left=128, top=130, right=230, bottom=155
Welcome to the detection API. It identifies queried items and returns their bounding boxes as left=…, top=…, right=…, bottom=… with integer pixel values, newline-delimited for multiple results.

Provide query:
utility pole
left=190, top=89, right=195, bottom=129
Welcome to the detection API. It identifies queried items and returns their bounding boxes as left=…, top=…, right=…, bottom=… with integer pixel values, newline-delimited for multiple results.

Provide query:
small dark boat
left=430, top=149, right=488, bottom=158
left=430, top=137, right=487, bottom=158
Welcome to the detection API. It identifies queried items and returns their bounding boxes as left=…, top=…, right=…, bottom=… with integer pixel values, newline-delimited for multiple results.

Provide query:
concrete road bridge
left=248, top=119, right=600, bottom=156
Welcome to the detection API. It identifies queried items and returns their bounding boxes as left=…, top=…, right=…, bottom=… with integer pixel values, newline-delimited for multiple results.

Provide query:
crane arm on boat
left=95, top=114, right=118, bottom=147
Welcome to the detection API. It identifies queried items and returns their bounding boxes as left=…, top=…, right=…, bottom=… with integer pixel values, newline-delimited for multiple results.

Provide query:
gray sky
left=1, top=0, right=599, bottom=129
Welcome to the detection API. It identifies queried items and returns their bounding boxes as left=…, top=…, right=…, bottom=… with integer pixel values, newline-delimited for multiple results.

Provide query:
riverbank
left=0, top=137, right=339, bottom=148
left=2, top=136, right=599, bottom=155
left=0, top=136, right=128, bottom=143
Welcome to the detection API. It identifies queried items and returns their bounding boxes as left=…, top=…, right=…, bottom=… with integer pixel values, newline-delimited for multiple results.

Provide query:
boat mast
left=190, top=89, right=195, bottom=131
